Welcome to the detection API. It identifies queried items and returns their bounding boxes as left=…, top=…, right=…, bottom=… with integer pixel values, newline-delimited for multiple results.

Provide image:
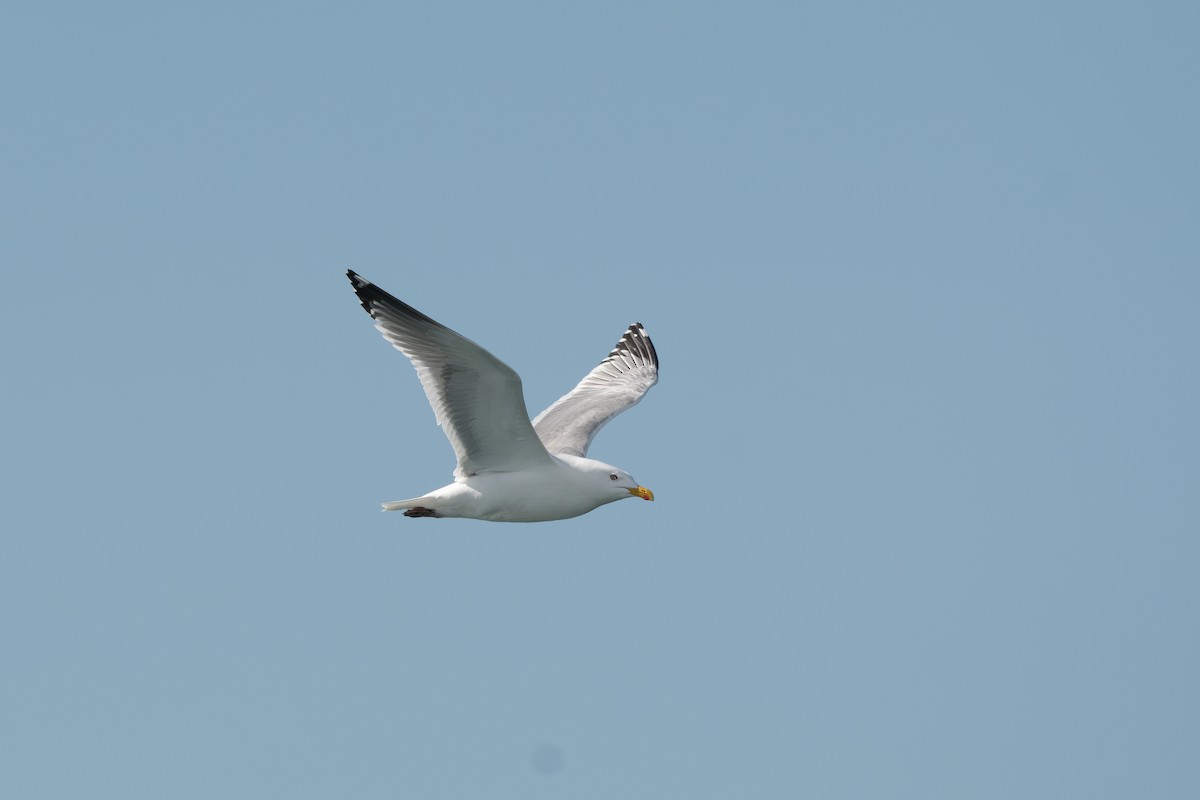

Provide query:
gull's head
left=564, top=455, right=652, bottom=506
left=576, top=458, right=654, bottom=504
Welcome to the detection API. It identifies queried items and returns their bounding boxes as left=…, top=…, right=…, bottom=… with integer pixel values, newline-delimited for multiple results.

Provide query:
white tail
left=381, top=497, right=428, bottom=512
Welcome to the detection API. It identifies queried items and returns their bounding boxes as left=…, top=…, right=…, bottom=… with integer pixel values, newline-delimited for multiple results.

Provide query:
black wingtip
left=345, top=270, right=448, bottom=328
left=345, top=270, right=376, bottom=314
left=602, top=322, right=659, bottom=371
left=635, top=322, right=659, bottom=369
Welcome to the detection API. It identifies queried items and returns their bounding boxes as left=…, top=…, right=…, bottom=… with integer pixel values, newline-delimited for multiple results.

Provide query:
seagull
left=347, top=270, right=658, bottom=522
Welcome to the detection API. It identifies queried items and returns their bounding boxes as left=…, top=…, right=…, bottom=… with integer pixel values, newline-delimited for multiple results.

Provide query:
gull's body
left=347, top=271, right=658, bottom=522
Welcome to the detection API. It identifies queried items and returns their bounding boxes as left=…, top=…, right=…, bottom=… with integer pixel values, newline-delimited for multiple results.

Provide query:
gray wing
left=348, top=271, right=553, bottom=478
left=532, top=323, right=659, bottom=457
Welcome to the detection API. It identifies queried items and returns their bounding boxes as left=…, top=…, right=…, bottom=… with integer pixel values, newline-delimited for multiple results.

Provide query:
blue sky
left=3, top=2, right=1198, bottom=797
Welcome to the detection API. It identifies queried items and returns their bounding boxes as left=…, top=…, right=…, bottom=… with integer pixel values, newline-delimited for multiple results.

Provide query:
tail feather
left=381, top=496, right=429, bottom=512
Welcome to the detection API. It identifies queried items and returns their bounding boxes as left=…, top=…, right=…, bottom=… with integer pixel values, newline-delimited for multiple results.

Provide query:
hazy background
left=3, top=2, right=1197, bottom=797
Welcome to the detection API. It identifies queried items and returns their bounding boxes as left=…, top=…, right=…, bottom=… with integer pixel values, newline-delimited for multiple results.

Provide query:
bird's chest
left=469, top=471, right=600, bottom=522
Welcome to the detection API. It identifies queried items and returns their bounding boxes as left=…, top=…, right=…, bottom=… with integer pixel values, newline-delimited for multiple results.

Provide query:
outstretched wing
left=348, top=270, right=553, bottom=478
left=532, top=323, right=659, bottom=457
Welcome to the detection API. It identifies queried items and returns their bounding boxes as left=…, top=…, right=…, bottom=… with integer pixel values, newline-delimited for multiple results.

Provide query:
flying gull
left=347, top=270, right=658, bottom=522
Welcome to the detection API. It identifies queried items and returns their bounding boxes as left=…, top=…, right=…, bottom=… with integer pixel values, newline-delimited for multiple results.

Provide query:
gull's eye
left=609, top=473, right=619, bottom=481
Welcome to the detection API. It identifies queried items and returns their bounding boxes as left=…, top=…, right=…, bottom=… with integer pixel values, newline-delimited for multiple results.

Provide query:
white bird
left=347, top=270, right=658, bottom=522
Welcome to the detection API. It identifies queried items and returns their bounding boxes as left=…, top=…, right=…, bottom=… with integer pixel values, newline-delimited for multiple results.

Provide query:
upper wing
left=531, top=323, right=659, bottom=457
left=347, top=271, right=552, bottom=477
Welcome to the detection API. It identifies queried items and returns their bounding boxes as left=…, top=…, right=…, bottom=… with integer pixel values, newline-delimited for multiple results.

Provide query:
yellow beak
left=628, top=486, right=654, bottom=501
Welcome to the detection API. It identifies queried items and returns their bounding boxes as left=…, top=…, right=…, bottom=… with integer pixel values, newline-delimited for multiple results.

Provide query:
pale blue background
left=3, top=2, right=1198, bottom=798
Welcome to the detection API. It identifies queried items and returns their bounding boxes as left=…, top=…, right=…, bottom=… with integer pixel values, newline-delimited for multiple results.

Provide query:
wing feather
left=347, top=271, right=552, bottom=477
left=532, top=323, right=659, bottom=457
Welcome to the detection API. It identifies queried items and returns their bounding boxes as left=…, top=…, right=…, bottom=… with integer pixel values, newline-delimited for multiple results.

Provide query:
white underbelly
left=447, top=469, right=610, bottom=522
